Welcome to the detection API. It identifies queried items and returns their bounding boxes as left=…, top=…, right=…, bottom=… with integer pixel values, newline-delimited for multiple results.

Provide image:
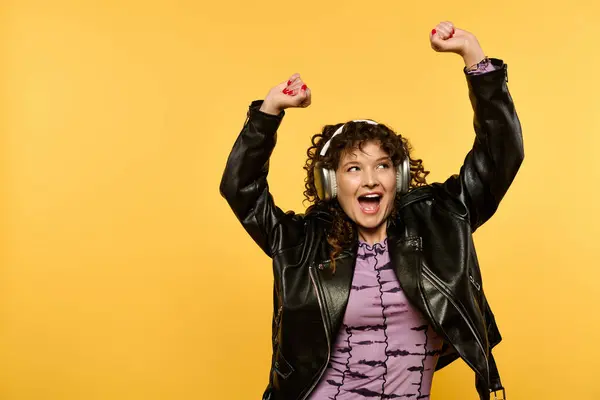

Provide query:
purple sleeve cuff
left=466, top=58, right=498, bottom=75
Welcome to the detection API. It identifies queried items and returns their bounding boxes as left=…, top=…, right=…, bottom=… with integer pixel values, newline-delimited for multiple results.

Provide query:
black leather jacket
left=220, top=58, right=523, bottom=400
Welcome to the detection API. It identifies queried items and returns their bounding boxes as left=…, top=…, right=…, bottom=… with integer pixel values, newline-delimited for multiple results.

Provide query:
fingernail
left=283, top=88, right=289, bottom=94
left=449, top=33, right=454, bottom=38
left=287, top=80, right=292, bottom=86
left=301, top=84, right=307, bottom=91
left=452, top=28, right=455, bottom=34
left=431, top=29, right=436, bottom=35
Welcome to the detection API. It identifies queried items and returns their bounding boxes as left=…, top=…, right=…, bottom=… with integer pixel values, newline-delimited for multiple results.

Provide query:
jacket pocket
left=273, top=346, right=294, bottom=379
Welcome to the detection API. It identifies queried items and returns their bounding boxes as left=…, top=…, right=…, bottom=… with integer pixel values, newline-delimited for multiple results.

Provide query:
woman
left=220, top=21, right=523, bottom=400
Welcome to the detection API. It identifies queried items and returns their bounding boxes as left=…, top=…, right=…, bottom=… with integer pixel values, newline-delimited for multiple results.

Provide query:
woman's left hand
left=429, top=21, right=486, bottom=68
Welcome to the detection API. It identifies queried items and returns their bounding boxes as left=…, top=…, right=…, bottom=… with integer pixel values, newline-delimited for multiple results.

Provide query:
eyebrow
left=341, top=156, right=392, bottom=169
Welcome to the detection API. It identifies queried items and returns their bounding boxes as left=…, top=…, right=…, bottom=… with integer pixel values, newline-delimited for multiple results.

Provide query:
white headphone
left=313, top=120, right=410, bottom=201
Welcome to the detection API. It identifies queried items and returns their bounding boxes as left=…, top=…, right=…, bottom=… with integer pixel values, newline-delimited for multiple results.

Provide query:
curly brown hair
left=303, top=121, right=429, bottom=271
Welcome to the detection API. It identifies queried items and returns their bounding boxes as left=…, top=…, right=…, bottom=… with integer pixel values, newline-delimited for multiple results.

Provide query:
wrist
left=259, top=100, right=282, bottom=116
left=461, top=38, right=486, bottom=68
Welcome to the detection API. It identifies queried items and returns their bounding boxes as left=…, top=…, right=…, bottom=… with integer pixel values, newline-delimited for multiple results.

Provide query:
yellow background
left=2, top=0, right=599, bottom=399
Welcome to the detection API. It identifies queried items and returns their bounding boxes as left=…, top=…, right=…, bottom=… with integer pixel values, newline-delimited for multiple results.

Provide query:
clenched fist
left=429, top=21, right=486, bottom=68
left=259, top=73, right=312, bottom=116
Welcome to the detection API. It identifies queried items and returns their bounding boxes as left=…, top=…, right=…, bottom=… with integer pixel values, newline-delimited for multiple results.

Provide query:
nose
left=362, top=169, right=379, bottom=189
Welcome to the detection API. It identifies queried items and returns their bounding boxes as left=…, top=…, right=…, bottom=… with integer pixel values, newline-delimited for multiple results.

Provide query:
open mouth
left=357, top=193, right=382, bottom=214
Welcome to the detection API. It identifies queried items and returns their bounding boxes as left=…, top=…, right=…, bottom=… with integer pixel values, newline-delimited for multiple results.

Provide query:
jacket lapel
left=387, top=221, right=429, bottom=319
left=312, top=245, right=357, bottom=341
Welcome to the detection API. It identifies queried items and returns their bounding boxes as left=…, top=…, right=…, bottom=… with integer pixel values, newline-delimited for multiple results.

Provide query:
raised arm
left=430, top=22, right=524, bottom=231
left=219, top=74, right=312, bottom=257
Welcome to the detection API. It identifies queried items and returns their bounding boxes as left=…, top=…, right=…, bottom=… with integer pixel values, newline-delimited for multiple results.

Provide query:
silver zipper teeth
left=301, top=267, right=331, bottom=400
left=422, top=270, right=488, bottom=370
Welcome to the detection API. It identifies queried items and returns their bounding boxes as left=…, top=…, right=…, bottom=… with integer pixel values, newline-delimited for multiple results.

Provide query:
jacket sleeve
left=219, top=100, right=304, bottom=257
left=440, top=58, right=524, bottom=231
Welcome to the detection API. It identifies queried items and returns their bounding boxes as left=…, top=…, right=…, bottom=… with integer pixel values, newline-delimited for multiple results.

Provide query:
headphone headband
left=319, top=119, right=378, bottom=157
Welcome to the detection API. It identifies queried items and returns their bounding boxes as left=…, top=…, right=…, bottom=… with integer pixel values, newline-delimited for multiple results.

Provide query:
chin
left=352, top=209, right=391, bottom=231
left=355, top=217, right=384, bottom=230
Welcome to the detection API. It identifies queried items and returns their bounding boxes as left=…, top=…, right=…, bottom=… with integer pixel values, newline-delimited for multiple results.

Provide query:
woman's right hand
left=259, top=73, right=311, bottom=115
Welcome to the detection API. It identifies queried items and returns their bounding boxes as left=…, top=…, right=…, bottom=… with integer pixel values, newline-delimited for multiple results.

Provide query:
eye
left=347, top=166, right=360, bottom=172
left=377, top=162, right=392, bottom=169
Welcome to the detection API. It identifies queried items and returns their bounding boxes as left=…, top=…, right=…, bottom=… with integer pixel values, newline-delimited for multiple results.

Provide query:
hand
left=259, top=73, right=312, bottom=115
left=429, top=21, right=486, bottom=68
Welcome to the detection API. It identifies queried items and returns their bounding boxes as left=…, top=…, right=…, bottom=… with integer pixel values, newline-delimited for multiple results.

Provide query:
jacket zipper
left=420, top=267, right=488, bottom=374
left=273, top=305, right=283, bottom=345
left=301, top=267, right=331, bottom=400
left=469, top=274, right=481, bottom=291
left=315, top=252, right=351, bottom=270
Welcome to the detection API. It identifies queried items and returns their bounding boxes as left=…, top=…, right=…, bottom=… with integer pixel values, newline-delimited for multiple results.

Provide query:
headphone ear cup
left=314, top=162, right=326, bottom=200
left=329, top=169, right=338, bottom=199
left=320, top=167, right=337, bottom=200
left=314, top=162, right=337, bottom=200
left=396, top=155, right=410, bottom=194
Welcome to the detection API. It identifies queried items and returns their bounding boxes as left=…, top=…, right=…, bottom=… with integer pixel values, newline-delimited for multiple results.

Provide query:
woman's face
left=335, top=140, right=397, bottom=236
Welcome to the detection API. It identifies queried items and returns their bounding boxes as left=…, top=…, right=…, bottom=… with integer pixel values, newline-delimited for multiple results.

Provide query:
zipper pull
left=469, top=275, right=481, bottom=291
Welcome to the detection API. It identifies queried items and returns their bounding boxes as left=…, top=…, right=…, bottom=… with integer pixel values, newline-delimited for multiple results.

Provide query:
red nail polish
left=301, top=84, right=307, bottom=91
left=431, top=29, right=436, bottom=35
left=283, top=88, right=289, bottom=94
left=287, top=80, right=292, bottom=86
left=452, top=28, right=455, bottom=34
